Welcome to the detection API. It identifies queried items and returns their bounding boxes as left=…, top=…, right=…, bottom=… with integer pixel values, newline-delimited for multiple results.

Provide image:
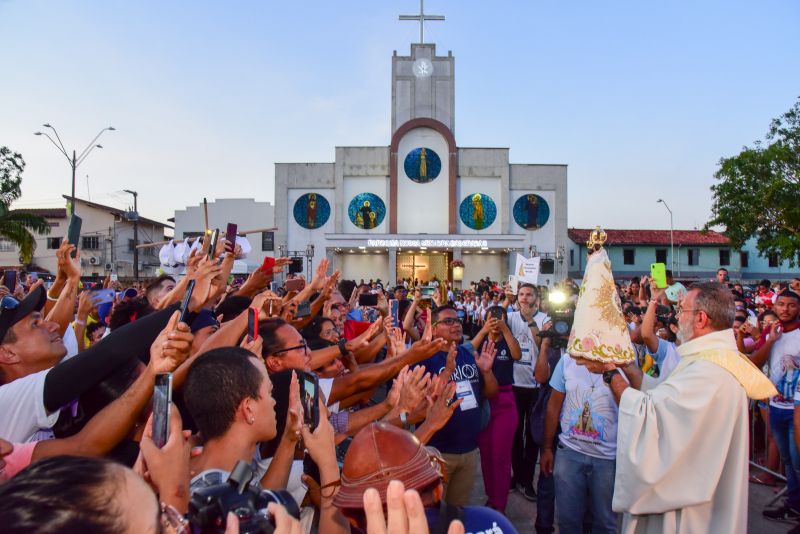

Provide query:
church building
left=274, top=8, right=568, bottom=287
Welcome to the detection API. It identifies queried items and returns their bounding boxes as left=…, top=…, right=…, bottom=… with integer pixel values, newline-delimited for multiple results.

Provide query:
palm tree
left=0, top=147, right=51, bottom=264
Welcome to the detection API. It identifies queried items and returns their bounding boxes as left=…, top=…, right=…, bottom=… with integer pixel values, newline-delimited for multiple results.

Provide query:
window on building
left=740, top=251, right=749, bottom=268
left=655, top=249, right=667, bottom=264
left=47, top=237, right=62, bottom=249
left=623, top=249, right=635, bottom=265
left=0, top=239, right=15, bottom=252
left=82, top=236, right=100, bottom=250
left=769, top=253, right=779, bottom=268
left=143, top=242, right=156, bottom=258
left=48, top=222, right=60, bottom=228
left=128, top=239, right=136, bottom=252
left=569, top=248, right=574, bottom=267
left=687, top=248, right=700, bottom=266
left=719, top=249, right=730, bottom=266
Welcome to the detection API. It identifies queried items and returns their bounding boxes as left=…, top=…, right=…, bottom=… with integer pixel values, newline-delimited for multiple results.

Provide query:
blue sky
left=1, top=0, right=798, bottom=232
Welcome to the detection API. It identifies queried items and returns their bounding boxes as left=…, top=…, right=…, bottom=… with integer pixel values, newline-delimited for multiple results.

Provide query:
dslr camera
left=189, top=460, right=300, bottom=534
left=539, top=288, right=575, bottom=349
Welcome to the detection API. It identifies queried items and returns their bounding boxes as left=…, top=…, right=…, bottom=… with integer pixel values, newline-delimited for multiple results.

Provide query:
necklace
left=589, top=373, right=602, bottom=392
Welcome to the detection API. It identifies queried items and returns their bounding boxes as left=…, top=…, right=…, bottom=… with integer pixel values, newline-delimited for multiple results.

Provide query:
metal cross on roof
left=399, top=0, right=444, bottom=44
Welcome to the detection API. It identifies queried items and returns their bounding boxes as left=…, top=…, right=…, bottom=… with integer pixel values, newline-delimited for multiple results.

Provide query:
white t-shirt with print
left=0, top=369, right=60, bottom=443
left=508, top=310, right=551, bottom=388
left=550, top=354, right=622, bottom=460
left=768, top=328, right=800, bottom=410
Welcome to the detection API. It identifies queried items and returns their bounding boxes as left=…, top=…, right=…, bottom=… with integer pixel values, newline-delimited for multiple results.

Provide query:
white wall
left=396, top=127, right=450, bottom=234
left=457, top=177, right=502, bottom=234
left=287, top=189, right=335, bottom=274
left=342, top=254, right=390, bottom=283
left=342, top=176, right=389, bottom=234
left=461, top=253, right=505, bottom=285
left=508, top=189, right=556, bottom=253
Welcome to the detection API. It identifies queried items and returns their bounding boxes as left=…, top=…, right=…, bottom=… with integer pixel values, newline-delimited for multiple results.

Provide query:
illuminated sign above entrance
left=367, top=239, right=488, bottom=248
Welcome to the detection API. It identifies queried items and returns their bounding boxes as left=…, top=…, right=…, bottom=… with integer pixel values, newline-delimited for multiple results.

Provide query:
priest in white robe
left=576, top=282, right=777, bottom=533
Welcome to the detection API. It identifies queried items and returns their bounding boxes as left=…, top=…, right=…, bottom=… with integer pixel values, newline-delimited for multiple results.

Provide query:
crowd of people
left=0, top=236, right=798, bottom=533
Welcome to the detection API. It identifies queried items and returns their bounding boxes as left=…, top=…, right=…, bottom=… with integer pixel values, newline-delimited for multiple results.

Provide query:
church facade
left=274, top=38, right=568, bottom=287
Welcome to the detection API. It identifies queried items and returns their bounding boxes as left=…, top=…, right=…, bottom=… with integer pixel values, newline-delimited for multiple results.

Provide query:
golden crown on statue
left=586, top=226, right=607, bottom=251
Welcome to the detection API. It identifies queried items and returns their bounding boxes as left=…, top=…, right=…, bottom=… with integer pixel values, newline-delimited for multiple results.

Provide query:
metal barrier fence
left=750, top=400, right=787, bottom=507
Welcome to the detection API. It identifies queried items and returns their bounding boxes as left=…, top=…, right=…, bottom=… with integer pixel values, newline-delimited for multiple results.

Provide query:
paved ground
left=465, top=452, right=793, bottom=533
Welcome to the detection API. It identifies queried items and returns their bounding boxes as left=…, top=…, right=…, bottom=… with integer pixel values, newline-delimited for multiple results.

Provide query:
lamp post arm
left=76, top=128, right=112, bottom=164
left=38, top=133, right=71, bottom=163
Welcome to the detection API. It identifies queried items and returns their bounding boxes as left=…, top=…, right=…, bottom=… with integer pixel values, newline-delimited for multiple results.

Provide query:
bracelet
left=75, top=320, right=86, bottom=325
left=648, top=300, right=658, bottom=305
left=320, top=479, right=341, bottom=499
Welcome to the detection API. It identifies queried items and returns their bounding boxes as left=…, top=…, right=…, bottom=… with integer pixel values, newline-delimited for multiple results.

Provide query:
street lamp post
left=124, top=190, right=139, bottom=281
left=657, top=199, right=675, bottom=275
left=34, top=124, right=115, bottom=216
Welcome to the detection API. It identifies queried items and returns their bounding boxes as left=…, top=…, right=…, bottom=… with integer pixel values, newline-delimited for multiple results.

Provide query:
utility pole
left=124, top=190, right=139, bottom=281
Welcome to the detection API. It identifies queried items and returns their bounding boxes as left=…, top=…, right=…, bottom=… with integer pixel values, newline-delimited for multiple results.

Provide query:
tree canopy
left=0, top=147, right=51, bottom=264
left=707, top=97, right=800, bottom=265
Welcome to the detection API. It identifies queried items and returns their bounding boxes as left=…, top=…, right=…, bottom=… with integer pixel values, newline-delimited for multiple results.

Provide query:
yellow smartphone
left=650, top=263, right=667, bottom=289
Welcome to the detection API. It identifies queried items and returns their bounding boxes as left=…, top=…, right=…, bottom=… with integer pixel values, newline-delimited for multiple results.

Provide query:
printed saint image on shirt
left=775, top=354, right=800, bottom=403
left=564, top=390, right=615, bottom=444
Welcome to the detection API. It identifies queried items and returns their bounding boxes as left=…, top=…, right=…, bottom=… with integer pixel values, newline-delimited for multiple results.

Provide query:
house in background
left=0, top=197, right=171, bottom=280
left=567, top=229, right=800, bottom=282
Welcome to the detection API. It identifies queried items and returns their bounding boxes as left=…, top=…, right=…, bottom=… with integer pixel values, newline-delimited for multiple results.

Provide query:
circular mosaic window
left=404, top=147, right=442, bottom=183
left=459, top=193, right=497, bottom=230
left=293, top=193, right=331, bottom=230
left=348, top=193, right=386, bottom=230
left=513, top=194, right=550, bottom=230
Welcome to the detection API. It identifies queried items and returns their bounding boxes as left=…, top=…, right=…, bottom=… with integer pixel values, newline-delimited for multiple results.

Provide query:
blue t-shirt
left=480, top=337, right=514, bottom=386
left=425, top=506, right=518, bottom=534
left=415, top=345, right=484, bottom=454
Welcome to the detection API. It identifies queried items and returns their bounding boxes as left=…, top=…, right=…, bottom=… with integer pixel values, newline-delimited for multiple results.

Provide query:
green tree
left=0, top=147, right=51, bottom=263
left=707, top=97, right=800, bottom=265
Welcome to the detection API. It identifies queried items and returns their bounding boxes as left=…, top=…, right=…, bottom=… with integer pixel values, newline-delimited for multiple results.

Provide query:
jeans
left=554, top=443, right=617, bottom=534
left=770, top=407, right=800, bottom=510
left=512, top=386, right=539, bottom=487
left=535, top=446, right=556, bottom=534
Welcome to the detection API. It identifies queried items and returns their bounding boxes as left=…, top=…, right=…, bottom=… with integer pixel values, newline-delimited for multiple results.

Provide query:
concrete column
left=388, top=248, right=398, bottom=285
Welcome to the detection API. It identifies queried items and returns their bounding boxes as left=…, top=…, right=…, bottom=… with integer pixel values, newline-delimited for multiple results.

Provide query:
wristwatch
left=338, top=338, right=348, bottom=356
left=602, top=369, right=620, bottom=385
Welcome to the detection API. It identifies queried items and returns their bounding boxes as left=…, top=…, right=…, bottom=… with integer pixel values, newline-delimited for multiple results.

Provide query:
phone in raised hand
left=179, top=279, right=196, bottom=324
left=247, top=307, right=258, bottom=342
left=225, top=223, right=238, bottom=253
left=152, top=373, right=173, bottom=448
left=298, top=371, right=320, bottom=432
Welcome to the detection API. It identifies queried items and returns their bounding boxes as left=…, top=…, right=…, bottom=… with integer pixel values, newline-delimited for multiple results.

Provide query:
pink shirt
left=0, top=441, right=36, bottom=481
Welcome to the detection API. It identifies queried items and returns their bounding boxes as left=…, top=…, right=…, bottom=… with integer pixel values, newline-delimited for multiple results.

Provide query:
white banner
left=515, top=253, right=540, bottom=285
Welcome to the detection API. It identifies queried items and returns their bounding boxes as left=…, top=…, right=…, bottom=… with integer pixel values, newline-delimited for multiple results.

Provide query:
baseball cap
left=0, top=286, right=46, bottom=343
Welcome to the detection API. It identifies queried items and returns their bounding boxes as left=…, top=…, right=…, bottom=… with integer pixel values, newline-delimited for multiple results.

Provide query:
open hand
left=149, top=310, right=194, bottom=374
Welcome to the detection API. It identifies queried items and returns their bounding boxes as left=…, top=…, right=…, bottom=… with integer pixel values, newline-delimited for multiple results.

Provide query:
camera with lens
left=189, top=460, right=300, bottom=534
left=539, top=289, right=575, bottom=349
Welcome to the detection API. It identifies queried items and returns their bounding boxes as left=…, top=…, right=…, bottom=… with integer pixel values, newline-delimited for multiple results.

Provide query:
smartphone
left=488, top=307, right=505, bottom=321
left=247, top=307, right=258, bottom=342
left=650, top=263, right=667, bottom=289
left=508, top=275, right=519, bottom=295
left=390, top=299, right=399, bottom=327
left=261, top=256, right=276, bottom=273
left=152, top=373, right=173, bottom=448
left=285, top=278, right=305, bottom=293
left=298, top=371, right=320, bottom=432
left=67, top=214, right=82, bottom=258
left=358, top=293, right=378, bottom=307
left=747, top=315, right=759, bottom=328
left=110, top=273, right=118, bottom=282
left=225, top=223, right=238, bottom=253
left=288, top=257, right=304, bottom=274
left=269, top=281, right=280, bottom=292
left=89, top=288, right=115, bottom=306
left=296, top=300, right=311, bottom=318
left=207, top=228, right=220, bottom=259
left=2, top=271, right=16, bottom=292
left=179, top=279, right=196, bottom=324
left=420, top=286, right=435, bottom=299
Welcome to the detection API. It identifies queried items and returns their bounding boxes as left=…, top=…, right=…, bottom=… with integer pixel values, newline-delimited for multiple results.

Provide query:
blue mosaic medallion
left=293, top=193, right=330, bottom=230
left=404, top=147, right=442, bottom=183
left=513, top=194, right=550, bottom=230
left=348, top=193, right=386, bottom=230
left=459, top=193, right=497, bottom=230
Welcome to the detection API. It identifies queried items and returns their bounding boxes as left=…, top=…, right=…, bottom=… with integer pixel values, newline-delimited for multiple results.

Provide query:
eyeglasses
left=320, top=328, right=338, bottom=337
left=434, top=317, right=462, bottom=326
left=676, top=304, right=699, bottom=315
left=272, top=341, right=309, bottom=355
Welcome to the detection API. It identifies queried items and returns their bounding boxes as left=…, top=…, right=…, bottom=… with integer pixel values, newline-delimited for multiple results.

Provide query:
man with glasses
left=579, top=282, right=776, bottom=533
left=260, top=317, right=445, bottom=414
left=413, top=305, right=498, bottom=506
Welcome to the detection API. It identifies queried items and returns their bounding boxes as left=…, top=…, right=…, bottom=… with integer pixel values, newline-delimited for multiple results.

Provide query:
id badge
left=456, top=380, right=478, bottom=411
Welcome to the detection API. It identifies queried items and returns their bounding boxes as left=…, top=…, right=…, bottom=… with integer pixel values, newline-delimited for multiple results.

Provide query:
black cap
left=0, top=285, right=46, bottom=343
